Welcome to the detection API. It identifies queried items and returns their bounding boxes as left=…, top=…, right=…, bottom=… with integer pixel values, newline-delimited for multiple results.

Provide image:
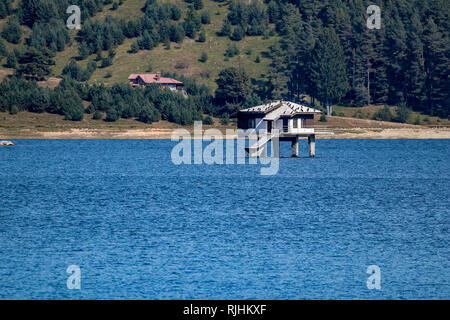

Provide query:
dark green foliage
left=61, top=93, right=84, bottom=121
left=372, top=106, right=393, bottom=122
left=220, top=113, right=230, bottom=125
left=100, top=56, right=113, bottom=68
left=319, top=114, right=327, bottom=122
left=2, top=17, right=22, bottom=44
left=105, top=108, right=119, bottom=121
left=220, top=20, right=232, bottom=37
left=198, top=29, right=206, bottom=43
left=16, top=47, right=55, bottom=79
left=78, top=42, right=90, bottom=59
left=202, top=115, right=213, bottom=125
left=193, top=0, right=203, bottom=11
left=183, top=9, right=202, bottom=39
left=394, top=104, right=412, bottom=123
left=215, top=67, right=250, bottom=106
left=62, top=60, right=96, bottom=81
left=0, top=39, right=6, bottom=58
left=27, top=19, right=70, bottom=53
left=6, top=51, right=17, bottom=68
left=226, top=1, right=268, bottom=36
left=10, top=105, right=19, bottom=115
left=310, top=28, right=349, bottom=107
left=199, top=51, right=208, bottom=63
left=224, top=43, right=239, bottom=57
left=129, top=41, right=139, bottom=53
left=92, top=110, right=102, bottom=120
left=201, top=10, right=211, bottom=24
left=257, top=0, right=449, bottom=118
left=169, top=24, right=185, bottom=43
left=19, top=0, right=104, bottom=27
left=230, top=26, right=244, bottom=41
left=0, top=0, right=13, bottom=19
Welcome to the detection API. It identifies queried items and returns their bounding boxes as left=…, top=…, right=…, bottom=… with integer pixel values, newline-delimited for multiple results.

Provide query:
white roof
left=240, top=101, right=321, bottom=120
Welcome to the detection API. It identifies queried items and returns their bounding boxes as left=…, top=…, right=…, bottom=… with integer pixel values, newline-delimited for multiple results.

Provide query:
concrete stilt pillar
left=291, top=138, right=299, bottom=157
left=308, top=134, right=315, bottom=158
left=272, top=139, right=279, bottom=158
left=259, top=144, right=267, bottom=157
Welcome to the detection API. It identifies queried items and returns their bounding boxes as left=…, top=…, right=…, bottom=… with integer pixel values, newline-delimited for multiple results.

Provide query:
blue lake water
left=0, top=139, right=449, bottom=299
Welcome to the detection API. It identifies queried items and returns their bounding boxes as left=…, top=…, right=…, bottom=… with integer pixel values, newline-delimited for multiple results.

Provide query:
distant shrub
left=104, top=71, right=112, bottom=78
left=245, top=48, right=252, bottom=55
left=138, top=108, right=159, bottom=124
left=198, top=29, right=206, bottom=43
left=319, top=114, right=327, bottom=122
left=193, top=0, right=203, bottom=10
left=202, top=115, right=213, bottom=125
left=220, top=20, right=232, bottom=37
left=254, top=55, right=260, bottom=63
left=372, top=106, right=393, bottom=122
left=129, top=41, right=139, bottom=54
left=2, top=17, right=22, bottom=44
left=413, top=115, right=421, bottom=125
left=92, top=110, right=102, bottom=120
left=220, top=113, right=229, bottom=125
left=101, top=57, right=113, bottom=68
left=6, top=51, right=17, bottom=68
left=105, top=108, right=119, bottom=122
left=9, top=105, right=18, bottom=115
left=199, top=51, right=208, bottom=63
left=225, top=43, right=239, bottom=57
left=394, top=104, right=411, bottom=123
left=230, top=26, right=245, bottom=41
left=201, top=10, right=211, bottom=24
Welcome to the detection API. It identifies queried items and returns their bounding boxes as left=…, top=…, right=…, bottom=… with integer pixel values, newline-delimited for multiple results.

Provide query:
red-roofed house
left=128, top=73, right=184, bottom=92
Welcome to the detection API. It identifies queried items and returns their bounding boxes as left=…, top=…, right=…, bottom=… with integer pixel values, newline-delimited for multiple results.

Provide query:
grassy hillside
left=13, top=0, right=275, bottom=90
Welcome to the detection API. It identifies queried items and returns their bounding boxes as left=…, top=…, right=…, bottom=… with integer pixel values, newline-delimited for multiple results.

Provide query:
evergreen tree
left=2, top=16, right=22, bottom=44
left=16, top=47, right=55, bottom=79
left=215, top=67, right=250, bottom=106
left=201, top=10, right=211, bottom=24
left=198, top=29, right=206, bottom=42
left=6, top=51, right=17, bottom=68
left=310, top=28, right=349, bottom=113
left=0, top=39, right=6, bottom=57
left=193, top=0, right=203, bottom=11
left=423, top=17, right=449, bottom=117
left=220, top=20, right=232, bottom=37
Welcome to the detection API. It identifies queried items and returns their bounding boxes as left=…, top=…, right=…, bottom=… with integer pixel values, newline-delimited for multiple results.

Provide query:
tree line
left=0, top=72, right=217, bottom=125
left=261, top=0, right=449, bottom=118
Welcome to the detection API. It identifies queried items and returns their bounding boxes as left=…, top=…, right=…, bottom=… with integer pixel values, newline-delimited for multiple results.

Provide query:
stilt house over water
left=235, top=100, right=322, bottom=158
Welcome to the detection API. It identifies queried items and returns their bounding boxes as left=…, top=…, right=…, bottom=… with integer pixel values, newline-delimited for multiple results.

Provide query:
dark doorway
left=267, top=121, right=272, bottom=133
left=283, top=118, right=288, bottom=132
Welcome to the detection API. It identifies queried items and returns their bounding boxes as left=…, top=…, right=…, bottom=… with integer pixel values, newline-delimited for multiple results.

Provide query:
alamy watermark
left=367, top=5, right=381, bottom=30
left=171, top=121, right=279, bottom=175
left=66, top=265, right=81, bottom=290
left=366, top=265, right=381, bottom=290
left=66, top=5, right=81, bottom=30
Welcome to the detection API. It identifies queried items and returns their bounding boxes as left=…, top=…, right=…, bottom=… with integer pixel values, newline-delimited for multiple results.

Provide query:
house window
left=293, top=118, right=298, bottom=128
left=248, top=118, right=256, bottom=128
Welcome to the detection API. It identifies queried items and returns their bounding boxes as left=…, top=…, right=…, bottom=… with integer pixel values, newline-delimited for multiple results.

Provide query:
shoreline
left=1, top=127, right=450, bottom=140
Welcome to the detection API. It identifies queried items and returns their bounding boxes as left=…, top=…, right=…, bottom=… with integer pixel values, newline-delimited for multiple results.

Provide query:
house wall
left=237, top=115, right=267, bottom=136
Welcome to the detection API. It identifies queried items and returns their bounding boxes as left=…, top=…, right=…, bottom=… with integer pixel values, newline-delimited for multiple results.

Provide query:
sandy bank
left=1, top=127, right=449, bottom=140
